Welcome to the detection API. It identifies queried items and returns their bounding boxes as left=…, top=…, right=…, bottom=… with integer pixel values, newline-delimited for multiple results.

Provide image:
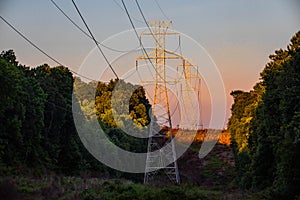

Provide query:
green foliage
left=0, top=50, right=151, bottom=180
left=250, top=31, right=300, bottom=197
left=93, top=79, right=151, bottom=129
left=228, top=31, right=300, bottom=198
left=0, top=176, right=223, bottom=200
left=77, top=182, right=222, bottom=200
left=0, top=52, right=25, bottom=166
left=0, top=51, right=48, bottom=169
left=75, top=77, right=151, bottom=155
left=0, top=49, right=18, bottom=66
left=228, top=83, right=265, bottom=153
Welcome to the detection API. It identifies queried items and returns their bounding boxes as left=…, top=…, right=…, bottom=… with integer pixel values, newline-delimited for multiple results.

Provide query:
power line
left=121, top=0, right=156, bottom=81
left=134, top=1, right=200, bottom=128
left=135, top=0, right=160, bottom=45
left=71, top=0, right=119, bottom=79
left=49, top=0, right=138, bottom=53
left=135, top=0, right=167, bottom=53
left=51, top=0, right=176, bottom=82
left=53, top=0, right=178, bottom=82
left=122, top=0, right=182, bottom=122
left=0, top=16, right=103, bottom=116
left=0, top=15, right=95, bottom=82
left=0, top=16, right=62, bottom=67
left=112, top=0, right=144, bottom=24
left=132, top=0, right=185, bottom=86
left=135, top=0, right=183, bottom=57
left=121, top=0, right=167, bottom=82
left=154, top=0, right=171, bottom=21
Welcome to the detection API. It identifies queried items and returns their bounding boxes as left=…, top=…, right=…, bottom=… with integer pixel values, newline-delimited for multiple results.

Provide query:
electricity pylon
left=136, top=20, right=201, bottom=184
left=178, top=60, right=202, bottom=130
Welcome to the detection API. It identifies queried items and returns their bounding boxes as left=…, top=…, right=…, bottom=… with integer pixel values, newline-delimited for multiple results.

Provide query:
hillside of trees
left=228, top=31, right=300, bottom=199
left=0, top=49, right=150, bottom=181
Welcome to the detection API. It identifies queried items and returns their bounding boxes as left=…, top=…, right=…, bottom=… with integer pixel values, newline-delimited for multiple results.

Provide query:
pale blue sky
left=1, top=0, right=299, bottom=127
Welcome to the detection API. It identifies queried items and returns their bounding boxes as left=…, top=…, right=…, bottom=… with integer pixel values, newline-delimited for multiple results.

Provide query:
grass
left=0, top=142, right=257, bottom=199
left=0, top=176, right=227, bottom=200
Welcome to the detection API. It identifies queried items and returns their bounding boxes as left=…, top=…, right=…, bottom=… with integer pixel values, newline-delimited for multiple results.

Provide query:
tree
left=19, top=73, right=46, bottom=167
left=228, top=31, right=300, bottom=198
left=0, top=49, right=151, bottom=180
left=0, top=50, right=46, bottom=169
left=0, top=50, right=18, bottom=66
left=0, top=53, right=24, bottom=166
left=33, top=64, right=84, bottom=172
left=271, top=40, right=300, bottom=198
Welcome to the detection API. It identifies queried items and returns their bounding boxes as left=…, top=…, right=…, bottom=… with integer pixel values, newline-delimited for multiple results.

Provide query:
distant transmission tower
left=136, top=20, right=201, bottom=184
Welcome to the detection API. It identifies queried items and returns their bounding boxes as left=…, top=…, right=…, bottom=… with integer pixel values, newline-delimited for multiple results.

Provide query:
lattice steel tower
left=136, top=20, right=201, bottom=184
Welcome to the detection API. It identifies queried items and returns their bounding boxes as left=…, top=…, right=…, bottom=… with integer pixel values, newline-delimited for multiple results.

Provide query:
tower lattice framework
left=136, top=20, right=201, bottom=184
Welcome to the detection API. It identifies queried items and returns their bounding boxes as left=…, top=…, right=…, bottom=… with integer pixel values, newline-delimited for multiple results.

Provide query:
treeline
left=228, top=31, right=300, bottom=198
left=0, top=50, right=150, bottom=180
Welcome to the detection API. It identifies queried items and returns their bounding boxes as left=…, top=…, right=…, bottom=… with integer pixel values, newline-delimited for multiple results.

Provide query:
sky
left=1, top=0, right=300, bottom=128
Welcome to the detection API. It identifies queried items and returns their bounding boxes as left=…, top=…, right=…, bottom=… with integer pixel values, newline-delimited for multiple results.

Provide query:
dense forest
left=228, top=31, right=300, bottom=199
left=0, top=49, right=150, bottom=180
